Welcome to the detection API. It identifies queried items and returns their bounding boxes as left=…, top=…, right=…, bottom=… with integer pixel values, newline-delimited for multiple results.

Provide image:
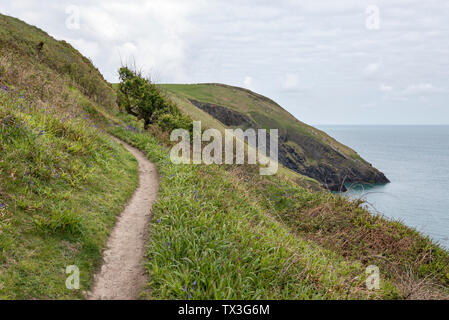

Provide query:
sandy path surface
left=88, top=137, right=158, bottom=300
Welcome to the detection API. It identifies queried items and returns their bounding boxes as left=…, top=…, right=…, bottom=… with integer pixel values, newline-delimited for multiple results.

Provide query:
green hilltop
left=160, top=83, right=389, bottom=191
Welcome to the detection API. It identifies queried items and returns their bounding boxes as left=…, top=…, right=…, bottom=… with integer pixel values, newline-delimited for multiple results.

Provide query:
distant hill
left=160, top=83, right=389, bottom=191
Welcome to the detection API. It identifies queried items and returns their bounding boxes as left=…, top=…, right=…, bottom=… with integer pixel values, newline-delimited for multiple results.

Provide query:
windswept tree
left=117, top=66, right=192, bottom=133
left=118, top=66, right=165, bottom=129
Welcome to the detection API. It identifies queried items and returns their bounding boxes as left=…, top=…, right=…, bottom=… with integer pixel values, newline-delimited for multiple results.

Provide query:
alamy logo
left=366, top=265, right=380, bottom=290
left=65, top=265, right=80, bottom=290
left=366, top=5, right=380, bottom=30
left=65, top=5, right=80, bottom=30
left=170, top=121, right=279, bottom=175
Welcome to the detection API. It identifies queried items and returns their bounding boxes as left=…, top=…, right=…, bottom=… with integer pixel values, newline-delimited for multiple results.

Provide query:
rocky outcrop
left=189, top=99, right=255, bottom=128
left=188, top=99, right=389, bottom=191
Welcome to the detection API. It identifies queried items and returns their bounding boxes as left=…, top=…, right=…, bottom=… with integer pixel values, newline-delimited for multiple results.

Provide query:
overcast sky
left=1, top=0, right=449, bottom=124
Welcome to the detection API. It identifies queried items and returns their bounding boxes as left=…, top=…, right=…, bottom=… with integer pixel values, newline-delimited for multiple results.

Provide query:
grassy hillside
left=0, top=13, right=140, bottom=298
left=1, top=13, right=448, bottom=300
left=0, top=14, right=115, bottom=108
left=160, top=83, right=389, bottom=191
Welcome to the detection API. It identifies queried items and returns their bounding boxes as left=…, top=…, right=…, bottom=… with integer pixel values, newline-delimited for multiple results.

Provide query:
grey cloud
left=0, top=0, right=448, bottom=124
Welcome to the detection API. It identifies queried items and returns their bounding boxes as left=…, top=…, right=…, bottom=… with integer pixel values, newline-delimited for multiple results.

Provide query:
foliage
left=0, top=14, right=116, bottom=108
left=111, top=111, right=449, bottom=300
left=110, top=120, right=400, bottom=300
left=117, top=67, right=192, bottom=132
left=0, top=71, right=138, bottom=300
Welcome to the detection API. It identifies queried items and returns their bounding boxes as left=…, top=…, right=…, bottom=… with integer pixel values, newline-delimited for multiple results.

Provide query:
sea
left=317, top=125, right=449, bottom=249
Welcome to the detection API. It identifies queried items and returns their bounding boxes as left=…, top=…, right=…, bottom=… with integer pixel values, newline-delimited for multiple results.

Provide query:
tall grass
left=110, top=120, right=399, bottom=300
left=0, top=89, right=138, bottom=299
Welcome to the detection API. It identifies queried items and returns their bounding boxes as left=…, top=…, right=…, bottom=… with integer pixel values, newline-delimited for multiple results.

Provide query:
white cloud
left=281, top=73, right=299, bottom=91
left=380, top=83, right=393, bottom=92
left=363, top=62, right=382, bottom=77
left=404, top=83, right=441, bottom=94
left=1, top=0, right=449, bottom=124
left=64, top=38, right=100, bottom=60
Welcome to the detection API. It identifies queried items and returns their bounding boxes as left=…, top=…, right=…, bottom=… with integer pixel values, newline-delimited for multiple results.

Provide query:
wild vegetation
left=110, top=110, right=449, bottom=299
left=0, top=13, right=448, bottom=300
left=0, top=84, right=138, bottom=299
left=0, top=13, right=138, bottom=298
left=117, top=66, right=192, bottom=132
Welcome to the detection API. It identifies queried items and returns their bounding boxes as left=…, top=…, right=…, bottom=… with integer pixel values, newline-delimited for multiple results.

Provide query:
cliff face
left=162, top=84, right=389, bottom=191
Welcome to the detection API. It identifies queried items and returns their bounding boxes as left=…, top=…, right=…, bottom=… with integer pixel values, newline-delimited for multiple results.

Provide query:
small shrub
left=34, top=208, right=85, bottom=236
left=117, top=66, right=193, bottom=132
left=155, top=113, right=192, bottom=133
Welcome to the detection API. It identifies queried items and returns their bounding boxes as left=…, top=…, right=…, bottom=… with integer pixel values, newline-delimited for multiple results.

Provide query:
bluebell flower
left=182, top=286, right=191, bottom=299
left=0, top=203, right=4, bottom=209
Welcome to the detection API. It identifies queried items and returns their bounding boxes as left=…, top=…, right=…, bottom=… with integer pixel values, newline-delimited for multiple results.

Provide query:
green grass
left=109, top=110, right=448, bottom=299
left=0, top=12, right=143, bottom=299
left=109, top=117, right=402, bottom=300
left=0, top=89, right=138, bottom=299
left=231, top=167, right=449, bottom=298
left=0, top=13, right=116, bottom=108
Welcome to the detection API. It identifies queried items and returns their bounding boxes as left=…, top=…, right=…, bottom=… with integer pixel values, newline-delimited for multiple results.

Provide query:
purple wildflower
left=182, top=286, right=191, bottom=299
left=0, top=203, right=4, bottom=209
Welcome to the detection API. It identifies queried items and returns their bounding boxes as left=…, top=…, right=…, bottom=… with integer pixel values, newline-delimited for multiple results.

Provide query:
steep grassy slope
left=0, top=14, right=139, bottom=298
left=160, top=83, right=389, bottom=191
left=0, top=90, right=137, bottom=299
left=0, top=14, right=115, bottom=108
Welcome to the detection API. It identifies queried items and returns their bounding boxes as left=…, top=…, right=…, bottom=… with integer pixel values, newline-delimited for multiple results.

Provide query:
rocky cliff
left=162, top=83, right=389, bottom=191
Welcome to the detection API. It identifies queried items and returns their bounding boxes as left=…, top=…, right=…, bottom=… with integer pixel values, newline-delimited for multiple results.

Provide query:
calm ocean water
left=317, top=125, right=449, bottom=249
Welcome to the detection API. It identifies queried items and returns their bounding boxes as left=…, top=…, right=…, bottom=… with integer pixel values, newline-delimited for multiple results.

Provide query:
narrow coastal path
left=88, top=137, right=159, bottom=300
